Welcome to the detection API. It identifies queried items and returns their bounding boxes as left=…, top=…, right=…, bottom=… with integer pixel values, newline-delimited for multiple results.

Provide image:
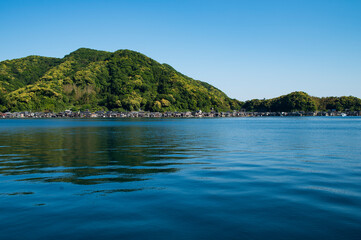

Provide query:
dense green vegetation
left=0, top=48, right=360, bottom=112
left=243, top=92, right=361, bottom=112
left=0, top=48, right=241, bottom=112
left=314, top=96, right=361, bottom=111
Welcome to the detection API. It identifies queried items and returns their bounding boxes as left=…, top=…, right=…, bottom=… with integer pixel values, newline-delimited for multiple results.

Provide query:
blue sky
left=1, top=0, right=360, bottom=100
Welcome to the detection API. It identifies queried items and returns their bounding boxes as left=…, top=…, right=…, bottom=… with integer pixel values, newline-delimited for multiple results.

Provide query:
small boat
left=341, top=113, right=347, bottom=117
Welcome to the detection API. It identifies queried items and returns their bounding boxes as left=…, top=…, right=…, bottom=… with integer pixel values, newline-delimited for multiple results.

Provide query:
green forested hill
left=1, top=48, right=360, bottom=113
left=243, top=91, right=361, bottom=112
left=0, top=56, right=62, bottom=92
left=0, top=48, right=242, bottom=112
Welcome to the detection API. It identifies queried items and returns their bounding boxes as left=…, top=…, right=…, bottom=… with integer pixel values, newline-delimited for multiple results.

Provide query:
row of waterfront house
left=1, top=110, right=360, bottom=118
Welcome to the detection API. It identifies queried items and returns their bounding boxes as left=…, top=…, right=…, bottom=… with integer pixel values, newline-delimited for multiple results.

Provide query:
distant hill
left=0, top=48, right=242, bottom=112
left=0, top=48, right=360, bottom=113
left=243, top=91, right=361, bottom=112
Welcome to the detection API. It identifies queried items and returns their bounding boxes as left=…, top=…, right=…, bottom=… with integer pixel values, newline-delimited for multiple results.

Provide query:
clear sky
left=1, top=0, right=360, bottom=100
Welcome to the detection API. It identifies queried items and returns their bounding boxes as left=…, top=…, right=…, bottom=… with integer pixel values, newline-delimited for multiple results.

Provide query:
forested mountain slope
left=1, top=48, right=360, bottom=113
left=0, top=48, right=242, bottom=112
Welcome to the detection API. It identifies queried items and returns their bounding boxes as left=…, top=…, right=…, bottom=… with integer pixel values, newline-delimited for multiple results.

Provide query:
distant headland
left=1, top=48, right=360, bottom=113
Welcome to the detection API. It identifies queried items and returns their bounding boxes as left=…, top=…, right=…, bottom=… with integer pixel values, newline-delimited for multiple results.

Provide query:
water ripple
left=0, top=118, right=361, bottom=239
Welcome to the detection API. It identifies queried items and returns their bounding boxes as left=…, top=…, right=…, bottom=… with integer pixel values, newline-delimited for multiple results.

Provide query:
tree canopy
left=243, top=92, right=361, bottom=112
left=0, top=48, right=241, bottom=112
left=0, top=48, right=360, bottom=113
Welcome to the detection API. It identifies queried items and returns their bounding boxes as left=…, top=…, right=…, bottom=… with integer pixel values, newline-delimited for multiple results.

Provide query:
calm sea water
left=0, top=117, right=361, bottom=239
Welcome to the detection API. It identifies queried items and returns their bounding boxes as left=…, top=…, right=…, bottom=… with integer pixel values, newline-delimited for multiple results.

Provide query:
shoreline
left=1, top=110, right=360, bottom=119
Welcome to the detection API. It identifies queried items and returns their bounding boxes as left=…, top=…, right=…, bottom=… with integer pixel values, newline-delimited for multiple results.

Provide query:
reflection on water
left=0, top=124, right=196, bottom=185
left=0, top=118, right=361, bottom=239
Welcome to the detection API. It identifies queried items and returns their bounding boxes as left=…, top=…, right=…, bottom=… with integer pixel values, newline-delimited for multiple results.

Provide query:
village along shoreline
left=1, top=109, right=360, bottom=118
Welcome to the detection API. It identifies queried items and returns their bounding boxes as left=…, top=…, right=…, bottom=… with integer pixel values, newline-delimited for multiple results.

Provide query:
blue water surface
left=0, top=117, right=360, bottom=239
